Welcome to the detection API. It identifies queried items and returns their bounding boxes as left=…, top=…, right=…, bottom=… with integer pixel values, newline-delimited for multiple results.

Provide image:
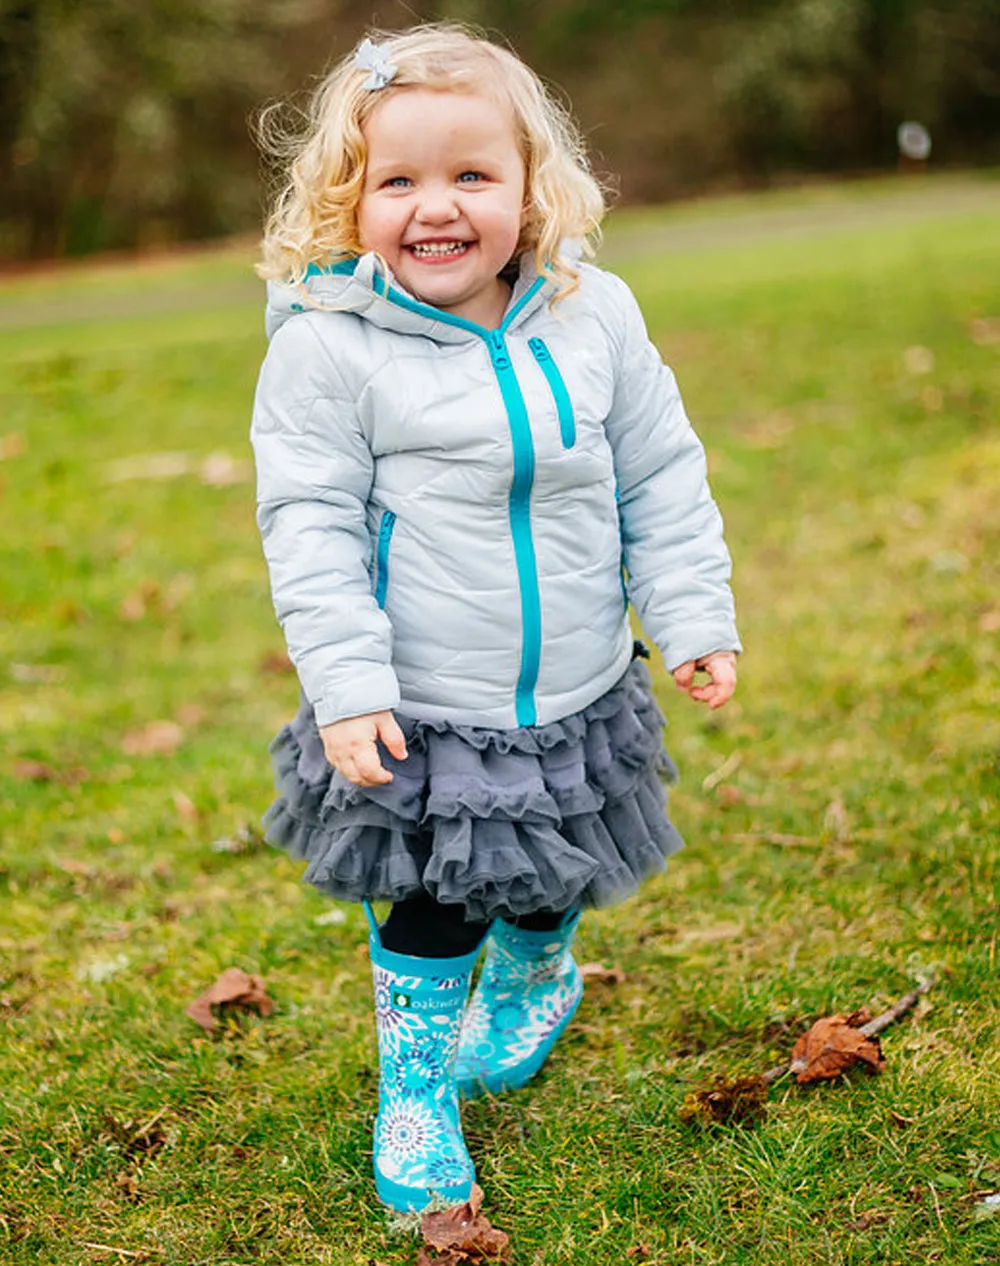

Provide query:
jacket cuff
left=310, top=664, right=401, bottom=728
left=662, top=624, right=743, bottom=674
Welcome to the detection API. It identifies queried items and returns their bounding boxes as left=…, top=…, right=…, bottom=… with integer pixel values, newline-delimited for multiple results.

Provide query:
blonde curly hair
left=256, top=24, right=605, bottom=299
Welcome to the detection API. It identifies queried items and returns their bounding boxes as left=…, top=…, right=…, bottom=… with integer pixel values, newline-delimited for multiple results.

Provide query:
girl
left=251, top=25, right=740, bottom=1214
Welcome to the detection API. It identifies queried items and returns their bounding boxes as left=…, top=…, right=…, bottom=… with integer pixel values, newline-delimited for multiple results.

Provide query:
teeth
left=410, top=241, right=469, bottom=258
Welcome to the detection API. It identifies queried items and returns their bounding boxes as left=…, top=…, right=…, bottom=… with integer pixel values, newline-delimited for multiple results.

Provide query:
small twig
left=81, top=1246, right=146, bottom=1260
left=759, top=976, right=937, bottom=1085
left=858, top=979, right=935, bottom=1038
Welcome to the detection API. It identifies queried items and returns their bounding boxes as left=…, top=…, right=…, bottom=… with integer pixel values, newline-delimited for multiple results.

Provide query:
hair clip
left=353, top=39, right=398, bottom=91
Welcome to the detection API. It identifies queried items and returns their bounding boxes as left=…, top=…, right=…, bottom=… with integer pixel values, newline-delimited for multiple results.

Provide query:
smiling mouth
left=407, top=241, right=472, bottom=259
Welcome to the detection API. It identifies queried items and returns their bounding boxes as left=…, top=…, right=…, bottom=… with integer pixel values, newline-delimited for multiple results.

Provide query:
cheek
left=356, top=199, right=398, bottom=253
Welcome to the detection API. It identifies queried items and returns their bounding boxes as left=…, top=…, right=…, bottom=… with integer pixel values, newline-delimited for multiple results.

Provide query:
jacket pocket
left=373, top=510, right=396, bottom=609
left=528, top=337, right=576, bottom=448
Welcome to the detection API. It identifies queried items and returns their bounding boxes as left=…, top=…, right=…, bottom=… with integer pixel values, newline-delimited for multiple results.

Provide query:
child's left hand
left=673, top=651, right=737, bottom=709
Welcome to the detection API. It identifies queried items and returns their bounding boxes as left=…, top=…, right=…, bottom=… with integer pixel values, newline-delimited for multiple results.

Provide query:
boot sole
left=375, top=1169, right=474, bottom=1213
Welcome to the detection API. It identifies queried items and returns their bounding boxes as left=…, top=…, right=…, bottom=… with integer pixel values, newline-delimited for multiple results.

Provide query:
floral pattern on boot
left=455, top=912, right=584, bottom=1098
left=370, top=953, right=479, bottom=1211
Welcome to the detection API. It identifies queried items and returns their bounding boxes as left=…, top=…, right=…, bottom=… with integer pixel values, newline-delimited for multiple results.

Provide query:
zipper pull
left=488, top=330, right=510, bottom=370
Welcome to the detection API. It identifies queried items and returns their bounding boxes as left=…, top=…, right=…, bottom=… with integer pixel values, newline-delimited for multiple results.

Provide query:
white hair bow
left=353, top=39, right=398, bottom=91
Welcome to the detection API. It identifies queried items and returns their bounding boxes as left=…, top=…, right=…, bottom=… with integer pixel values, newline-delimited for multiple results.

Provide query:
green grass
left=1, top=175, right=999, bottom=1265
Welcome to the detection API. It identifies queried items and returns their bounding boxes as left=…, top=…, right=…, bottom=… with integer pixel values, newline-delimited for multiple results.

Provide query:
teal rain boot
left=454, top=910, right=583, bottom=1098
left=365, top=903, right=481, bottom=1212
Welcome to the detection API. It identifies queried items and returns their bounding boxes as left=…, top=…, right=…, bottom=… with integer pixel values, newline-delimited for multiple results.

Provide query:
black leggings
left=379, top=892, right=568, bottom=957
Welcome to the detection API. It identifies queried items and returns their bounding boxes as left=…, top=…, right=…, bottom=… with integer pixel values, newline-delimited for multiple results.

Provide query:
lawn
left=1, top=174, right=998, bottom=1265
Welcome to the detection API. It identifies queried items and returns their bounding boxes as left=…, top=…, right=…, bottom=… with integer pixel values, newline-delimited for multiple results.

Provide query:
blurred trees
left=1, top=0, right=998, bottom=261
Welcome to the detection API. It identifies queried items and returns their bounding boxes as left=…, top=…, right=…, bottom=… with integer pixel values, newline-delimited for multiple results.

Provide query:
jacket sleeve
left=250, top=316, right=400, bottom=727
left=600, top=273, right=741, bottom=671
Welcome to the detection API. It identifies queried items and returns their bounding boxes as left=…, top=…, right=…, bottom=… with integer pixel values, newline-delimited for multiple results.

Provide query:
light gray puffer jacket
left=251, top=252, right=740, bottom=730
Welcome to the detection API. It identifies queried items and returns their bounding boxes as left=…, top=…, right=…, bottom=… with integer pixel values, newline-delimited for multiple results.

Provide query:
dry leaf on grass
left=580, top=962, right=627, bottom=985
left=260, top=649, right=295, bottom=675
left=122, top=720, right=184, bottom=756
left=679, top=1075, right=770, bottom=1126
left=14, top=759, right=57, bottom=782
left=790, top=1011, right=886, bottom=1083
left=118, top=580, right=161, bottom=622
left=419, top=1184, right=509, bottom=1262
left=185, top=968, right=274, bottom=1033
left=680, top=979, right=934, bottom=1126
left=173, top=790, right=200, bottom=822
left=0, top=432, right=27, bottom=460
left=13, top=759, right=87, bottom=785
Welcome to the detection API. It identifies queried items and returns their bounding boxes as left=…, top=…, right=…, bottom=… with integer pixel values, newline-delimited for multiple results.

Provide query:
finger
left=377, top=714, right=408, bottom=762
left=697, top=676, right=736, bottom=709
left=673, top=661, right=696, bottom=690
left=353, top=743, right=393, bottom=786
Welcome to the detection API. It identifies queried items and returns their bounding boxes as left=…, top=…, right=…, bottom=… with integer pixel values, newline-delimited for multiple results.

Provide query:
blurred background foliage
left=1, top=0, right=998, bottom=261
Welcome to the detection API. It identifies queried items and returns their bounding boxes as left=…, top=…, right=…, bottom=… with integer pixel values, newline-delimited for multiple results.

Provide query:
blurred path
left=1, top=175, right=997, bottom=332
left=599, top=175, right=999, bottom=262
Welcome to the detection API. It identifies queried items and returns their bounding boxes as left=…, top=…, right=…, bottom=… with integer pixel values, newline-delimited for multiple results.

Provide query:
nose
left=414, top=181, right=460, bottom=225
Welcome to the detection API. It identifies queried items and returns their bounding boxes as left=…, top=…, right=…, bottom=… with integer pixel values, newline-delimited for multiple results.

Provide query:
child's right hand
left=318, top=711, right=408, bottom=786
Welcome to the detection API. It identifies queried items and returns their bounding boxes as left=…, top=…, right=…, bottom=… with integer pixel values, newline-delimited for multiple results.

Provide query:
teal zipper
left=528, top=337, right=576, bottom=448
left=374, top=510, right=396, bottom=609
left=487, top=329, right=541, bottom=727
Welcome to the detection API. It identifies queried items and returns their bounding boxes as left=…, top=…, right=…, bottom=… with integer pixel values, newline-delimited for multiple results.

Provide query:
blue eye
left=457, top=171, right=486, bottom=184
left=384, top=176, right=412, bottom=188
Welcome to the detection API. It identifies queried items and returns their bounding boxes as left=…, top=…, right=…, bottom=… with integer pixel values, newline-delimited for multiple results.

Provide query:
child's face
left=357, top=88, right=526, bottom=328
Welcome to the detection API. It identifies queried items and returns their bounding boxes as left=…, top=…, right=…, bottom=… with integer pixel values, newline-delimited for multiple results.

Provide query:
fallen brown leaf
left=122, top=720, right=184, bottom=757
left=0, top=432, right=26, bottom=460
left=579, top=962, right=627, bottom=985
left=679, top=1074, right=770, bottom=1126
left=420, top=1184, right=509, bottom=1261
left=790, top=1013, right=886, bottom=1084
left=417, top=1251, right=466, bottom=1266
left=846, top=1209, right=889, bottom=1232
left=118, top=580, right=160, bottom=622
left=260, top=649, right=295, bottom=675
left=185, top=968, right=274, bottom=1033
left=626, top=1244, right=653, bottom=1259
left=13, top=759, right=87, bottom=785
left=173, top=791, right=200, bottom=822
left=14, top=759, right=56, bottom=782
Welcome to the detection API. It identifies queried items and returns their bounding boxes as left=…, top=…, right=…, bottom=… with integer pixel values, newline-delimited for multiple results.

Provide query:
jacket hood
left=264, top=248, right=575, bottom=344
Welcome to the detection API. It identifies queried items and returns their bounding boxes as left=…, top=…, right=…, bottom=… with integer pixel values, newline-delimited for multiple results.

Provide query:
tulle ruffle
left=262, top=660, right=684, bottom=922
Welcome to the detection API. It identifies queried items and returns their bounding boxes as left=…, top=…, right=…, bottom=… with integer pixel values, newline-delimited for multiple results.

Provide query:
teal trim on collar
left=384, top=285, right=488, bottom=336
left=501, top=275, right=547, bottom=332
left=304, top=257, right=359, bottom=279
left=382, top=273, right=548, bottom=337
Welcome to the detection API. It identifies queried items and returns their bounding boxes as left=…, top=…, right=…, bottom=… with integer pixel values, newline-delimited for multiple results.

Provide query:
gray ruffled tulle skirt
left=262, top=658, right=684, bottom=922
